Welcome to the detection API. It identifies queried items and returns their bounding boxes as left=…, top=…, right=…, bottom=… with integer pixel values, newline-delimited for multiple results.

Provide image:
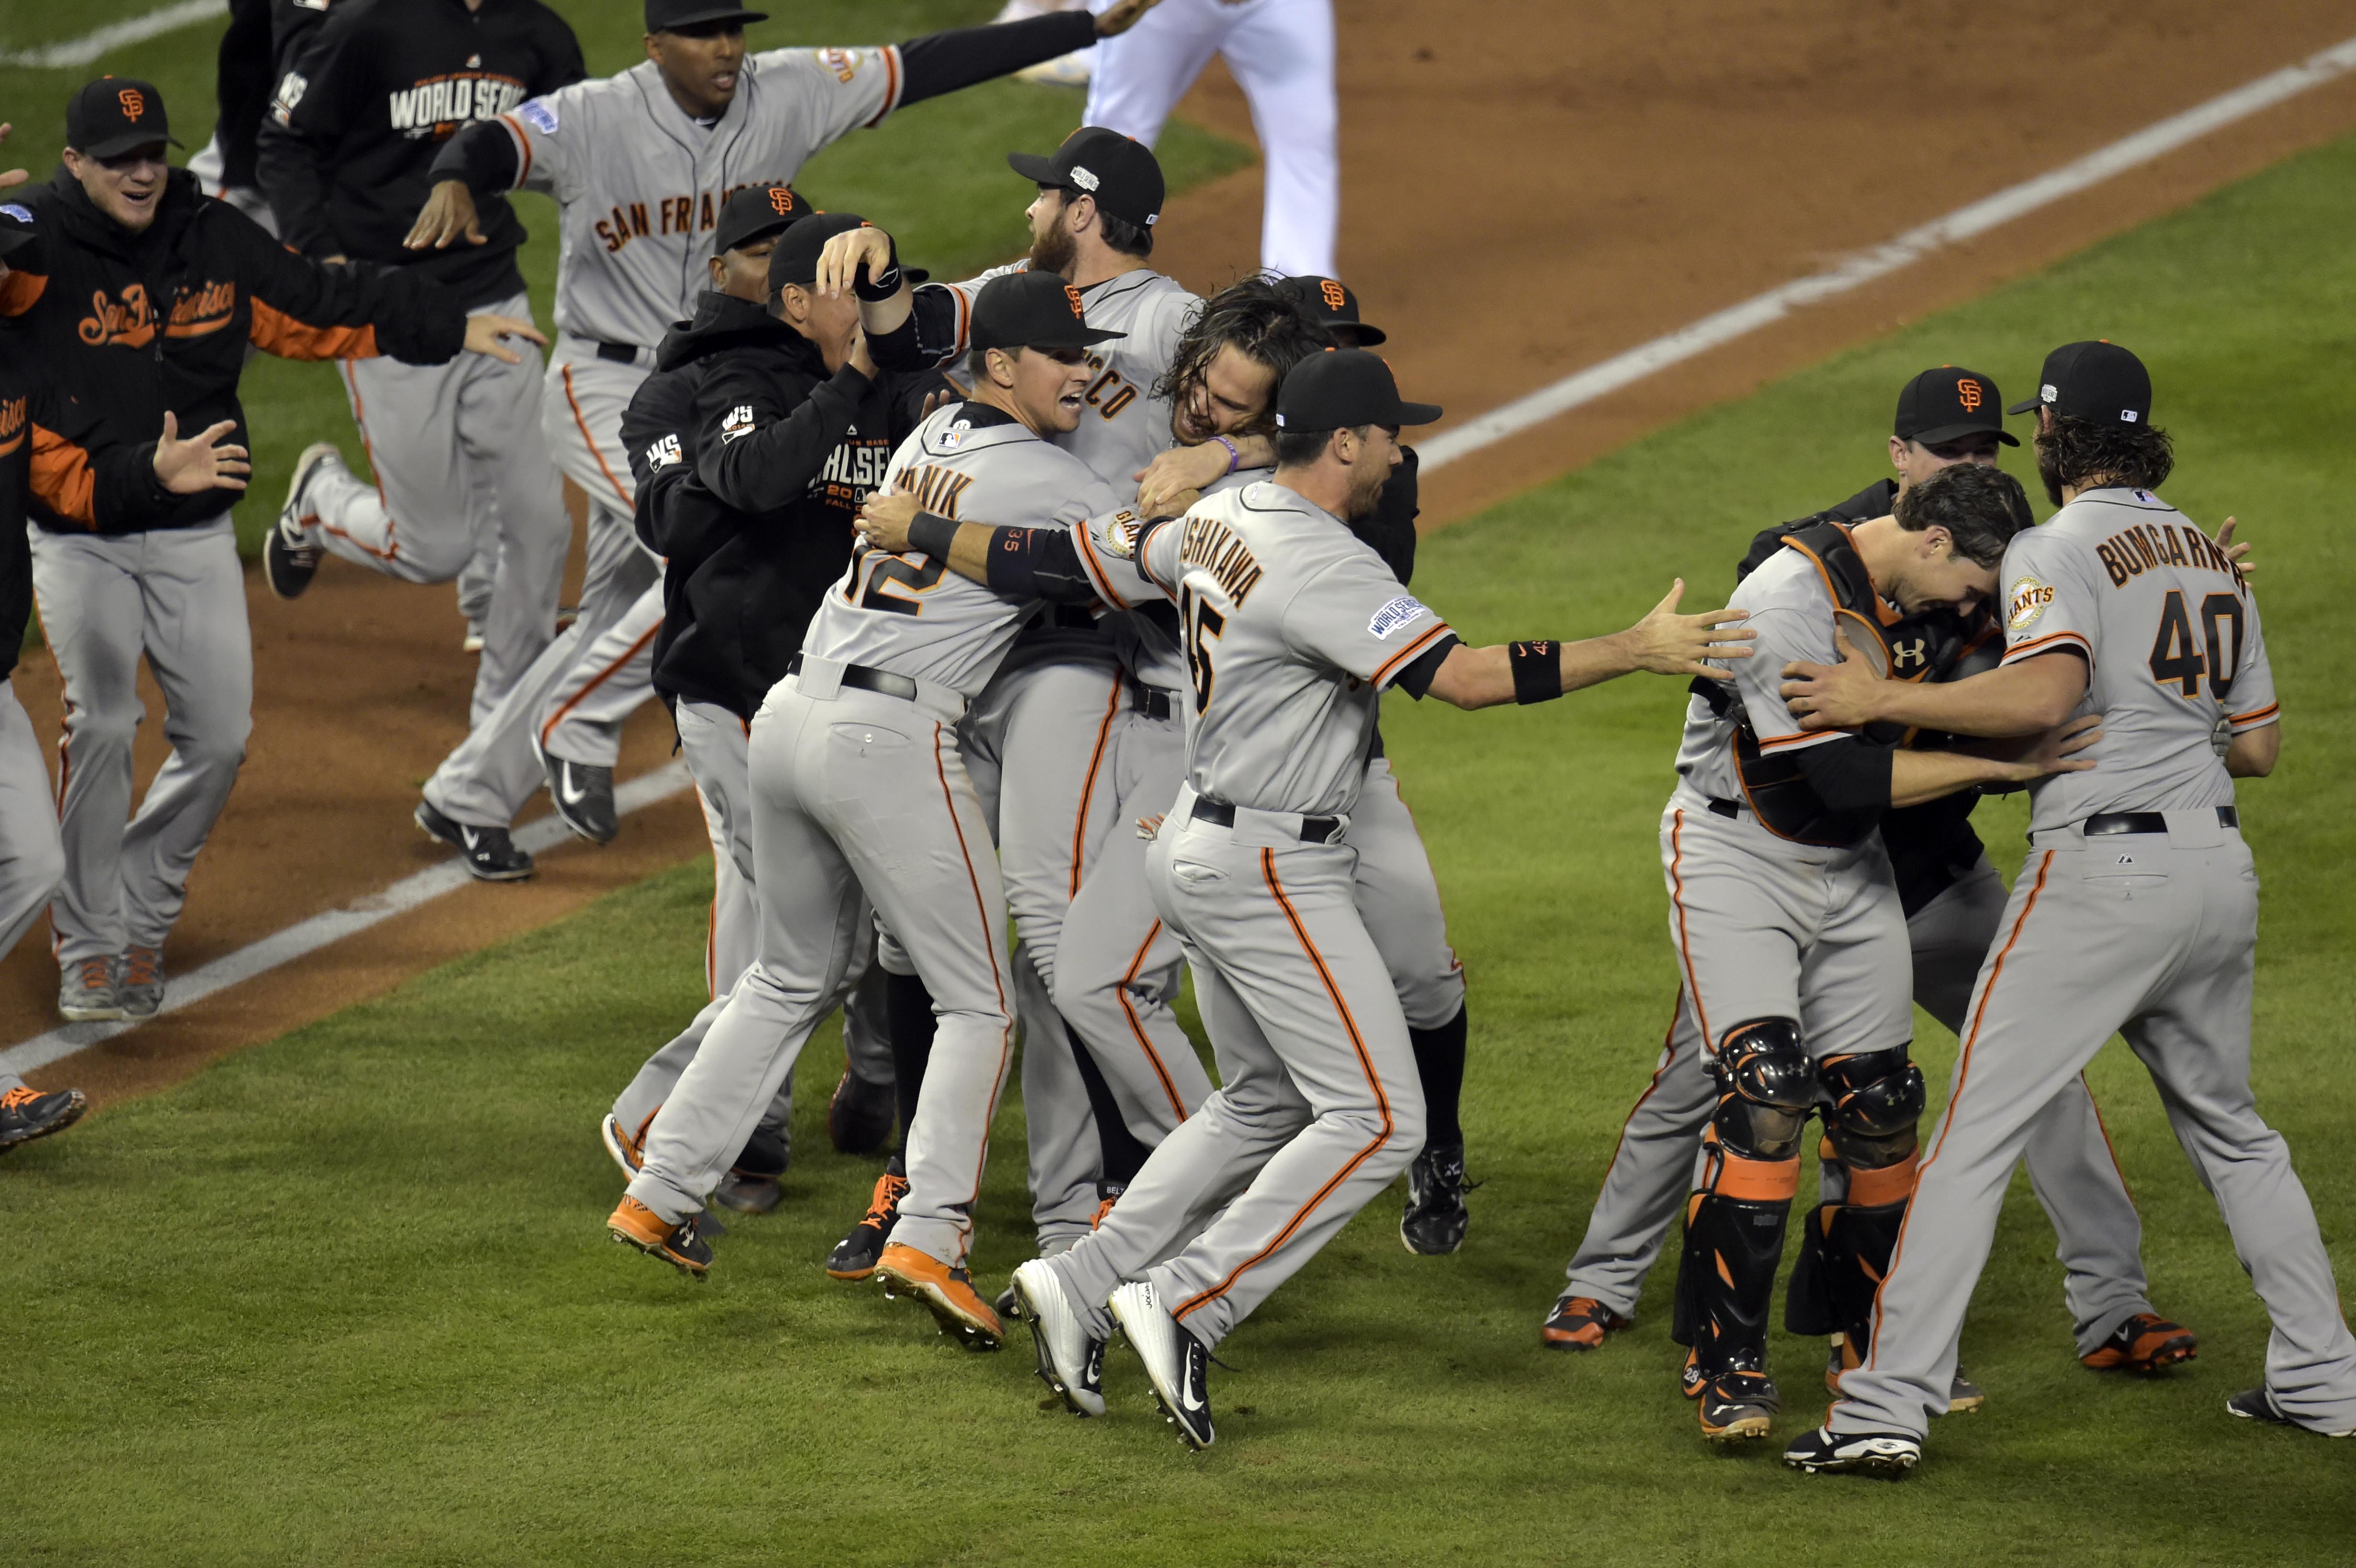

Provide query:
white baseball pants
left=0, top=679, right=65, bottom=958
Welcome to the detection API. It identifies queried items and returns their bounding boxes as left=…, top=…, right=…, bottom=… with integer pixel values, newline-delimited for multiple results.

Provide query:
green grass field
left=0, top=0, right=1251, bottom=555
left=6, top=29, right=2356, bottom=1565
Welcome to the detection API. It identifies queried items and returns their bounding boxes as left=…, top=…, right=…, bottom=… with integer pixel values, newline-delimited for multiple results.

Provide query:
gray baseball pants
left=0, top=681, right=64, bottom=958
left=540, top=579, right=661, bottom=770
left=629, top=663, right=1014, bottom=1268
left=305, top=294, right=567, bottom=726
left=1834, top=820, right=2356, bottom=1438
left=1562, top=855, right=2158, bottom=1354
left=30, top=517, right=251, bottom=966
left=1046, top=788, right=1426, bottom=1350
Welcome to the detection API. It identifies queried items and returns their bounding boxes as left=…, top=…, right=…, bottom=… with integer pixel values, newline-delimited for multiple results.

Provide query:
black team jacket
left=0, top=168, right=467, bottom=536
left=0, top=327, right=30, bottom=672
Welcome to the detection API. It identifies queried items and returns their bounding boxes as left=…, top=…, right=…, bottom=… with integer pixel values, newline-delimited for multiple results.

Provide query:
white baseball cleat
left=1108, top=1280, right=1213, bottom=1449
left=1782, top=1424, right=1921, bottom=1475
left=1013, top=1259, right=1106, bottom=1417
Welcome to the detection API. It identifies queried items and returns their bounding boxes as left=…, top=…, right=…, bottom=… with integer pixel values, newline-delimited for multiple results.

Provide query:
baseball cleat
left=56, top=957, right=124, bottom=1022
left=827, top=1067, right=895, bottom=1155
left=825, top=1159, right=908, bottom=1279
left=1110, top=1281, right=1214, bottom=1450
left=1014, top=51, right=1092, bottom=87
left=1542, top=1293, right=1631, bottom=1352
left=600, top=1111, right=650, bottom=1179
left=1399, top=1142, right=1472, bottom=1255
left=2082, top=1311, right=2199, bottom=1374
left=1014, top=1259, right=1106, bottom=1417
left=1696, top=1360, right=1780, bottom=1441
left=265, top=442, right=337, bottom=600
left=543, top=753, right=618, bottom=845
left=1946, top=1369, right=1985, bottom=1414
left=874, top=1242, right=1003, bottom=1351
left=0, top=1084, right=88, bottom=1150
left=461, top=621, right=485, bottom=654
left=714, top=1124, right=787, bottom=1215
left=1783, top=1424, right=1921, bottom=1475
left=117, top=945, right=164, bottom=1020
left=607, top=1196, right=712, bottom=1279
left=415, top=800, right=534, bottom=882
left=2226, top=1387, right=2356, bottom=1437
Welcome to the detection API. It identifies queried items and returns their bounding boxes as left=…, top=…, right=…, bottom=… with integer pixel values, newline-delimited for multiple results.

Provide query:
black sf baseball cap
left=1894, top=365, right=2016, bottom=447
left=971, top=271, right=1124, bottom=352
left=1275, top=274, right=1387, bottom=347
left=2007, top=339, right=2153, bottom=425
left=768, top=211, right=869, bottom=291
left=1275, top=348, right=1442, bottom=432
left=1007, top=127, right=1164, bottom=230
left=714, top=184, right=809, bottom=256
left=66, top=77, right=180, bottom=159
left=644, top=0, right=767, bottom=33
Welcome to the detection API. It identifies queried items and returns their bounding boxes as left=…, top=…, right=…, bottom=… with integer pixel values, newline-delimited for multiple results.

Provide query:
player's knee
left=1821, top=1045, right=1926, bottom=1175
left=1708, top=1017, right=1816, bottom=1164
left=402, top=530, right=479, bottom=582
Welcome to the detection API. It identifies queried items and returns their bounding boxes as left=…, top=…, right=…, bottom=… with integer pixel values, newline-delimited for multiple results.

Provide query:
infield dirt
left=11, top=0, right=2356, bottom=1100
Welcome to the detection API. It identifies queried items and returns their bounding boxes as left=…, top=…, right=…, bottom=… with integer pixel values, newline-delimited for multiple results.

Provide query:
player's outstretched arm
left=1887, top=715, right=2100, bottom=806
left=151, top=412, right=251, bottom=496
left=1783, top=630, right=2086, bottom=737
left=1422, top=580, right=1754, bottom=711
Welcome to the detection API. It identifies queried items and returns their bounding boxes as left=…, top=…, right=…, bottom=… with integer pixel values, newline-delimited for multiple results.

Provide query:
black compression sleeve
left=427, top=120, right=521, bottom=194
left=898, top=12, right=1097, bottom=106
left=982, top=526, right=1100, bottom=605
left=1392, top=634, right=1462, bottom=700
left=1509, top=641, right=1563, bottom=704
left=907, top=512, right=959, bottom=560
left=1789, top=735, right=1897, bottom=813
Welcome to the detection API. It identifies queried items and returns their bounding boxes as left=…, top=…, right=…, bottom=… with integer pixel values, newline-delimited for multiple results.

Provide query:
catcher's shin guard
left=1789, top=1045, right=1925, bottom=1352
left=1671, top=1019, right=1814, bottom=1372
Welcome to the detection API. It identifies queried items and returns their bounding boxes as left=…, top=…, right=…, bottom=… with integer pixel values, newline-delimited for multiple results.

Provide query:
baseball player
left=257, top=0, right=584, bottom=732
left=608, top=273, right=1122, bottom=1359
left=0, top=173, right=85, bottom=1152
left=1546, top=368, right=2200, bottom=1388
left=1080, top=0, right=1338, bottom=275
left=600, top=204, right=922, bottom=1213
left=187, top=0, right=342, bottom=231
left=393, top=0, right=1165, bottom=880
left=4, top=80, right=534, bottom=1022
left=1783, top=343, right=2356, bottom=1472
left=1008, top=349, right=1752, bottom=1447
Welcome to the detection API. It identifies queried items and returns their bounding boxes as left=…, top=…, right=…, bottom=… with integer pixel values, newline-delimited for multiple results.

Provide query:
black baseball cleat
left=264, top=443, right=336, bottom=600
left=543, top=753, right=618, bottom=845
left=825, top=1157, right=908, bottom=1279
left=1109, top=1280, right=1213, bottom=1450
left=0, top=1084, right=88, bottom=1150
left=2227, top=1387, right=2356, bottom=1438
left=1400, top=1142, right=1473, bottom=1255
left=1014, top=1259, right=1106, bottom=1417
left=2083, top=1311, right=2199, bottom=1374
left=415, top=800, right=534, bottom=882
left=1783, top=1424, right=1921, bottom=1475
left=827, top=1066, right=895, bottom=1154
left=713, top=1123, right=788, bottom=1215
left=1696, top=1358, right=1780, bottom=1441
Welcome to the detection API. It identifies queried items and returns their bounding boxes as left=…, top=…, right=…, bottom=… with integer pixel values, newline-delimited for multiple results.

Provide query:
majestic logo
left=1068, top=164, right=1099, bottom=193
left=768, top=186, right=795, bottom=216
left=1063, top=284, right=1086, bottom=320
left=1956, top=377, right=1982, bottom=412
left=1367, top=594, right=1430, bottom=640
left=1320, top=279, right=1347, bottom=312
left=2007, top=575, right=2053, bottom=632
left=119, top=87, right=146, bottom=121
left=77, top=283, right=156, bottom=349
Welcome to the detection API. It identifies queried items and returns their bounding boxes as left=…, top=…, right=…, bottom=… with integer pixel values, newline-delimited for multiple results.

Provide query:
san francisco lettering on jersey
left=1178, top=512, right=1264, bottom=606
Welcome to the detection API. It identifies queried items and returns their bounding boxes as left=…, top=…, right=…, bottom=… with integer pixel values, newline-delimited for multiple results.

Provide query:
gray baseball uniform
left=0, top=683, right=64, bottom=959
left=1042, top=479, right=1451, bottom=1349
left=627, top=403, right=1113, bottom=1275
left=422, top=45, right=906, bottom=829
left=1833, top=487, right=2356, bottom=1438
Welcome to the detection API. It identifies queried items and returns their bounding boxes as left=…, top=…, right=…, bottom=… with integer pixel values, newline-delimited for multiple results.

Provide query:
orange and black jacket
left=0, top=166, right=468, bottom=536
left=0, top=327, right=31, bottom=673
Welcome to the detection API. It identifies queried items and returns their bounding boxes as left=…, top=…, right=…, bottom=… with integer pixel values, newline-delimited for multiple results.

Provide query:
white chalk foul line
left=1418, top=33, right=2356, bottom=474
left=0, top=0, right=229, bottom=70
left=0, top=760, right=694, bottom=1079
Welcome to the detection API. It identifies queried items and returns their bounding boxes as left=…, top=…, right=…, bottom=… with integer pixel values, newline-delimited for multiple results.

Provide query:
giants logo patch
left=1319, top=279, right=1347, bottom=311
left=119, top=87, right=147, bottom=121
left=2007, top=576, right=2053, bottom=632
left=1956, top=377, right=1983, bottom=412
left=814, top=47, right=859, bottom=83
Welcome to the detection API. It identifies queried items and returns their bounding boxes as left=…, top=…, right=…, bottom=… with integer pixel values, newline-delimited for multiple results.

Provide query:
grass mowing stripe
left=0, top=0, right=225, bottom=67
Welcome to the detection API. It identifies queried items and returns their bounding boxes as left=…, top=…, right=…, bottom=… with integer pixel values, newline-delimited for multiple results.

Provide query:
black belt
left=593, top=340, right=643, bottom=364
left=2083, top=806, right=2237, bottom=836
left=787, top=653, right=917, bottom=702
left=1130, top=677, right=1175, bottom=721
left=1049, top=603, right=1098, bottom=632
left=1189, top=795, right=1345, bottom=845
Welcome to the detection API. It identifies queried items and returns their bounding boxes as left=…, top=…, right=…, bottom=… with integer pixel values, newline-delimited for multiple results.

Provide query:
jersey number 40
left=2148, top=588, right=2243, bottom=701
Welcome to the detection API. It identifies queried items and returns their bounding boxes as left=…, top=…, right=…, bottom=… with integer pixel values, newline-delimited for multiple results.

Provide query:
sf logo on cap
left=119, top=87, right=146, bottom=120
left=1320, top=280, right=1347, bottom=312
left=768, top=188, right=794, bottom=216
left=1064, top=284, right=1086, bottom=319
left=1956, top=378, right=1982, bottom=412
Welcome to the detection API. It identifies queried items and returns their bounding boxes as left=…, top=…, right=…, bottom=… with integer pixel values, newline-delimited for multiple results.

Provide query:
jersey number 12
left=2148, top=588, right=2243, bottom=700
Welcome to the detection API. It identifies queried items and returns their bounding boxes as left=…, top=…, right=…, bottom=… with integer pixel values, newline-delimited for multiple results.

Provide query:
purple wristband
left=1213, top=435, right=1240, bottom=475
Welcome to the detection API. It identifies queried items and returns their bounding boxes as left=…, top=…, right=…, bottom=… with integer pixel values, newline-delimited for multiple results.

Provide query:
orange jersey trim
left=1115, top=917, right=1189, bottom=1121
left=1754, top=728, right=1843, bottom=752
left=2229, top=701, right=2280, bottom=729
left=496, top=113, right=533, bottom=186
left=1072, top=517, right=1134, bottom=610
left=862, top=47, right=904, bottom=129
left=2002, top=629, right=2093, bottom=667
left=250, top=297, right=379, bottom=360
left=1369, top=620, right=1453, bottom=688
left=932, top=721, right=1013, bottom=1226
left=1069, top=674, right=1123, bottom=897
left=562, top=363, right=633, bottom=508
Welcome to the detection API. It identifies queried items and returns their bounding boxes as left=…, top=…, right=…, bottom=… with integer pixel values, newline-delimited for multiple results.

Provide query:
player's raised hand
left=1624, top=579, right=1754, bottom=679
left=151, top=412, right=251, bottom=494
left=856, top=491, right=921, bottom=554
left=0, top=122, right=27, bottom=190
left=2214, top=515, right=2254, bottom=578
left=1095, top=0, right=1165, bottom=36
left=405, top=179, right=486, bottom=250
left=1136, top=442, right=1227, bottom=518
left=463, top=313, right=549, bottom=364
left=1783, top=628, right=1887, bottom=728
left=816, top=226, right=895, bottom=300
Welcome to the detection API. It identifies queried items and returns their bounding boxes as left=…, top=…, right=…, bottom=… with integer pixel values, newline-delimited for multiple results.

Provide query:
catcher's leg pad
left=1671, top=1020, right=1814, bottom=1364
left=1795, top=1045, right=1925, bottom=1346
